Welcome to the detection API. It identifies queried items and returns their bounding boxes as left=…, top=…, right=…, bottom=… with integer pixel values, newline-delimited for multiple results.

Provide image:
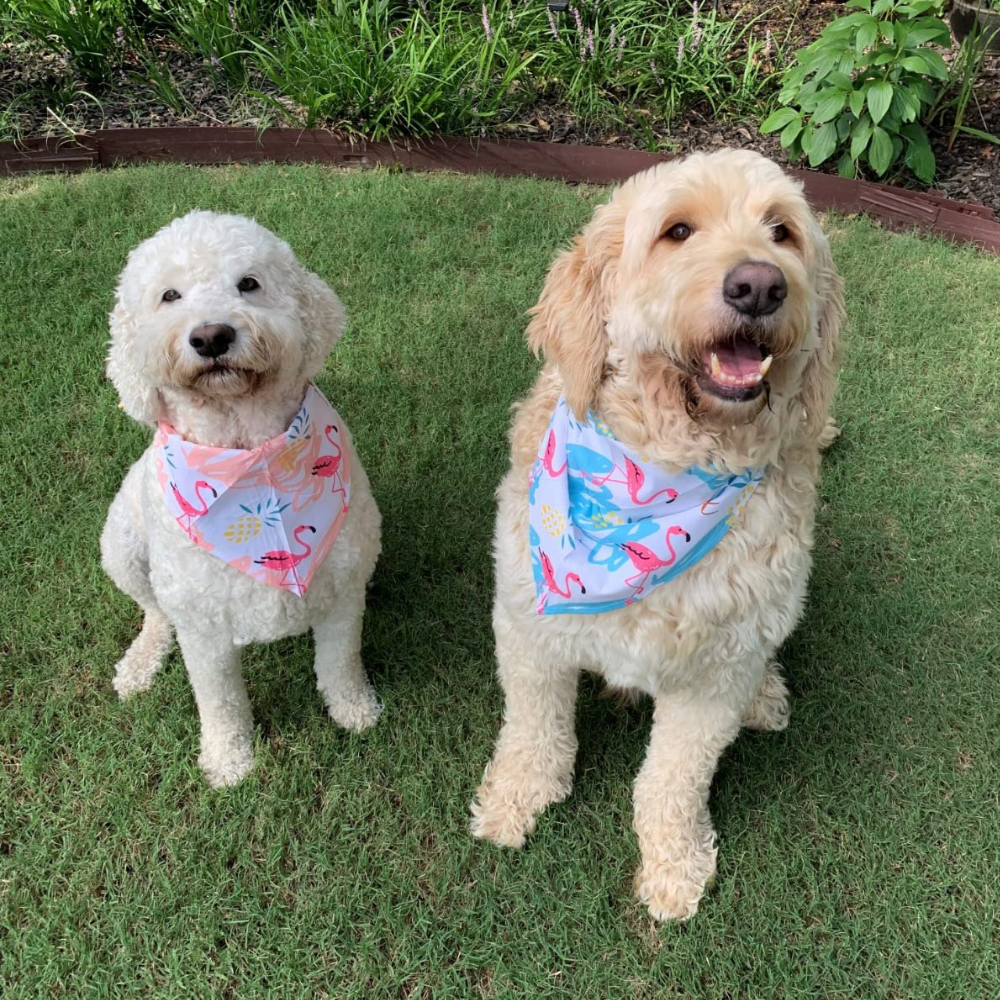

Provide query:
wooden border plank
left=1, top=127, right=997, bottom=253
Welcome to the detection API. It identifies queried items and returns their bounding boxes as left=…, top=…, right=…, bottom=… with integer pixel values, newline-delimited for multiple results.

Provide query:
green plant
left=761, top=0, right=951, bottom=183
left=929, top=30, right=1000, bottom=149
left=14, top=0, right=134, bottom=82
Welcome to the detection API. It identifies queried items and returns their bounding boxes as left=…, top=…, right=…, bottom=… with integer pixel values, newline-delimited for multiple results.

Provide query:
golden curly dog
left=471, top=149, right=844, bottom=921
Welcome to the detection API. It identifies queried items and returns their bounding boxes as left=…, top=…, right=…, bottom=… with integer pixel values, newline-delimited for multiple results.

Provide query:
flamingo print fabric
left=529, top=397, right=765, bottom=615
left=154, top=384, right=350, bottom=596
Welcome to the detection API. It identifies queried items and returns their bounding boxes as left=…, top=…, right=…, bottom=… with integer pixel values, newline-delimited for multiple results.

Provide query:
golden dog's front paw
left=469, top=756, right=573, bottom=848
left=741, top=661, right=790, bottom=731
left=635, top=833, right=718, bottom=922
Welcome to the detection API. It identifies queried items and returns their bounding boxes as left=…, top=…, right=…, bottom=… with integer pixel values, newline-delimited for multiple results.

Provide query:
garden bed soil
left=2, top=2, right=998, bottom=214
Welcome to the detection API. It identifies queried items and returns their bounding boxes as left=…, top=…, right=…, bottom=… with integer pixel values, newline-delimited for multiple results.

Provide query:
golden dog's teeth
left=759, top=355, right=773, bottom=377
left=710, top=352, right=722, bottom=377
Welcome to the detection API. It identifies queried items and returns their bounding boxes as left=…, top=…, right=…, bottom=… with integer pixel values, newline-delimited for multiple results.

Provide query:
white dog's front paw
left=199, top=744, right=254, bottom=788
left=326, top=685, right=382, bottom=733
left=635, top=831, right=718, bottom=922
left=742, top=661, right=790, bottom=732
left=113, top=653, right=161, bottom=699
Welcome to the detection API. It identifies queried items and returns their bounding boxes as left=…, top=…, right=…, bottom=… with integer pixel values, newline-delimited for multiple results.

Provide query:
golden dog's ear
left=526, top=206, right=619, bottom=419
left=797, top=226, right=845, bottom=440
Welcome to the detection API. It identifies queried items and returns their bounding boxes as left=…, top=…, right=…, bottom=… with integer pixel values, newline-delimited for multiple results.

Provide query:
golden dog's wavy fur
left=471, top=150, right=844, bottom=921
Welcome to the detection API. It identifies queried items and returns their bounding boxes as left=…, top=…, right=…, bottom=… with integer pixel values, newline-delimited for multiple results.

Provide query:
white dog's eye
left=237, top=276, right=260, bottom=293
left=770, top=223, right=790, bottom=243
left=664, top=223, right=693, bottom=242
left=162, top=289, right=181, bottom=303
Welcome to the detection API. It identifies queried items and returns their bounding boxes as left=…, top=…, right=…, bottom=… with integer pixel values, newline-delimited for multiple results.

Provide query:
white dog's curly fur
left=471, top=150, right=844, bottom=921
left=101, top=210, right=382, bottom=787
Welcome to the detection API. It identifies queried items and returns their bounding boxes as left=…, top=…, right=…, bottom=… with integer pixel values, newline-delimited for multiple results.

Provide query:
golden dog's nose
left=723, top=262, right=787, bottom=318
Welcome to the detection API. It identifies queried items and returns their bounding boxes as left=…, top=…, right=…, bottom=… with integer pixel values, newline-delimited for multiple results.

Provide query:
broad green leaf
left=761, top=107, right=800, bottom=133
left=780, top=118, right=804, bottom=148
left=856, top=19, right=878, bottom=53
left=837, top=151, right=857, bottom=177
left=872, top=50, right=896, bottom=65
left=880, top=22, right=895, bottom=42
left=867, top=80, right=893, bottom=123
left=808, top=122, right=839, bottom=166
left=845, top=0, right=871, bottom=9
left=899, top=55, right=930, bottom=73
left=827, top=71, right=854, bottom=89
left=837, top=115, right=854, bottom=140
left=868, top=125, right=893, bottom=174
left=812, top=89, right=848, bottom=123
left=914, top=48, right=948, bottom=79
left=850, top=120, right=874, bottom=157
left=849, top=88, right=866, bottom=116
left=905, top=141, right=935, bottom=182
left=872, top=0, right=894, bottom=15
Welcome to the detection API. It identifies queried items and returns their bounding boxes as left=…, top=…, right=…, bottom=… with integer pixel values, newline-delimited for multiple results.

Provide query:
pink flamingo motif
left=584, top=457, right=678, bottom=506
left=624, top=457, right=678, bottom=506
left=541, top=429, right=567, bottom=477
left=312, top=424, right=346, bottom=496
left=171, top=479, right=217, bottom=536
left=621, top=525, right=691, bottom=601
left=254, top=524, right=316, bottom=588
left=537, top=549, right=586, bottom=612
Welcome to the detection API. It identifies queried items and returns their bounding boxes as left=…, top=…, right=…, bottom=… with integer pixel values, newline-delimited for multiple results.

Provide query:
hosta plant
left=761, top=0, right=951, bottom=183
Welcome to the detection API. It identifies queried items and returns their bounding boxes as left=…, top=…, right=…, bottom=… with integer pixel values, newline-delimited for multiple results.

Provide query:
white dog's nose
left=189, top=323, right=236, bottom=359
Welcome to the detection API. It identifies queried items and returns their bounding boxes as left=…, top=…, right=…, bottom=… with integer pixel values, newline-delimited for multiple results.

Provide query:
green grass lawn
left=2, top=164, right=999, bottom=1000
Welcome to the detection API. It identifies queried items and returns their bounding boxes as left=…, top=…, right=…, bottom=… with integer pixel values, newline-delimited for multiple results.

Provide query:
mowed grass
left=1, top=164, right=999, bottom=999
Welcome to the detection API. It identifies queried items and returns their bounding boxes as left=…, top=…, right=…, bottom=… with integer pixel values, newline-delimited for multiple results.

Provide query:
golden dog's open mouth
left=697, top=335, right=772, bottom=402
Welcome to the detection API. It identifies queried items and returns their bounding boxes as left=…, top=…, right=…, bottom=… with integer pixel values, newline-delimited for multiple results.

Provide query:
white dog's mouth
left=192, top=361, right=264, bottom=394
left=696, top=336, right=772, bottom=402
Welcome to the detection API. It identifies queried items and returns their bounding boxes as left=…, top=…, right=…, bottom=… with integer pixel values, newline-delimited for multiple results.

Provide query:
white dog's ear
left=297, top=267, right=347, bottom=378
left=527, top=205, right=620, bottom=419
left=107, top=295, right=161, bottom=426
left=798, top=226, right=845, bottom=439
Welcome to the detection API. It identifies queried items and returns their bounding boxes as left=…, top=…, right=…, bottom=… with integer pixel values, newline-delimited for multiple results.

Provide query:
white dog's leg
left=112, top=610, right=173, bottom=699
left=101, top=482, right=173, bottom=698
left=633, top=695, right=741, bottom=922
left=470, top=616, right=579, bottom=848
left=175, top=627, right=254, bottom=787
left=741, top=660, right=790, bottom=731
left=312, top=590, right=381, bottom=733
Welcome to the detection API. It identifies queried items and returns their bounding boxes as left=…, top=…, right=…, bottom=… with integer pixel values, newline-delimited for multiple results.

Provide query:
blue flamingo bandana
left=528, top=397, right=765, bottom=615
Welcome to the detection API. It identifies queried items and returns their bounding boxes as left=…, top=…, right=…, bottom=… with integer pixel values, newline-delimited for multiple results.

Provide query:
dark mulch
left=2, top=5, right=998, bottom=214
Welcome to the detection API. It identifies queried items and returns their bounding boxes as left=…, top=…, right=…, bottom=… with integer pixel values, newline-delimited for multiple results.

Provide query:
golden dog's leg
left=818, top=416, right=841, bottom=450
left=633, top=695, right=741, bottom=921
left=470, top=613, right=579, bottom=849
left=740, top=660, right=790, bottom=731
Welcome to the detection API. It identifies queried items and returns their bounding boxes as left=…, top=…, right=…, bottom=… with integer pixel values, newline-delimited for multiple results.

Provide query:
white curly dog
left=471, top=150, right=844, bottom=921
left=101, top=211, right=382, bottom=787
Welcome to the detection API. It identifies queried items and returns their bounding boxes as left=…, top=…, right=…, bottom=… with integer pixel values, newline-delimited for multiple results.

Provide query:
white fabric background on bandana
left=154, top=384, right=351, bottom=596
left=528, top=396, right=765, bottom=615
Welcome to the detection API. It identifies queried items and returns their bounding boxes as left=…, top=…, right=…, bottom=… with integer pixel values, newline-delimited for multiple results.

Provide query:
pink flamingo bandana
left=529, top=397, right=765, bottom=615
left=154, top=384, right=350, bottom=596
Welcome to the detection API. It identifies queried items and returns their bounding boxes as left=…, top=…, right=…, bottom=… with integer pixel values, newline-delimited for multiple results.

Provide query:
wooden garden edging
left=3, top=127, right=999, bottom=254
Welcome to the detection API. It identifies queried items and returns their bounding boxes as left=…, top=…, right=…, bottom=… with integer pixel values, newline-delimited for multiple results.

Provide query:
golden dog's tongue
left=704, top=338, right=773, bottom=389
left=716, top=340, right=762, bottom=379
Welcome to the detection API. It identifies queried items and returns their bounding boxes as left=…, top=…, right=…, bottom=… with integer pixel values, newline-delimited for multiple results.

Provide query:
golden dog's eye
left=237, top=276, right=260, bottom=293
left=162, top=289, right=181, bottom=303
left=664, top=223, right=693, bottom=242
left=770, top=223, right=790, bottom=243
